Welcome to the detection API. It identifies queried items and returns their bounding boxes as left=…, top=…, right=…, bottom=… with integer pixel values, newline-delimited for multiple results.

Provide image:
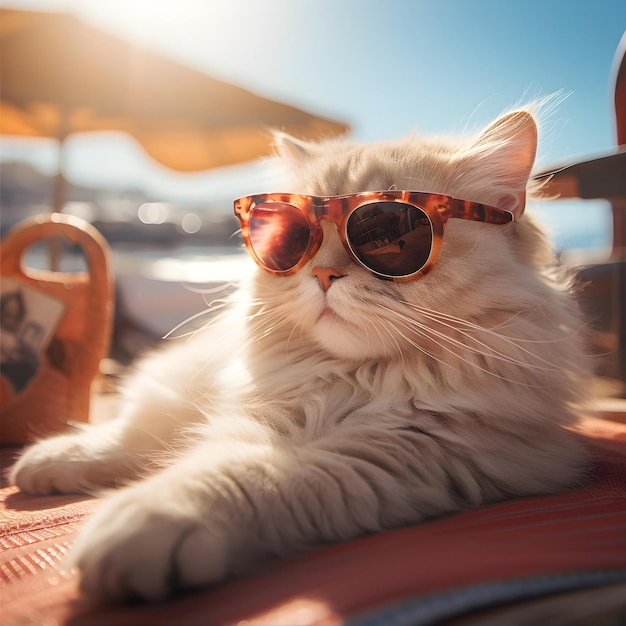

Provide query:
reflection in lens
left=347, top=202, right=432, bottom=276
left=249, top=202, right=311, bottom=271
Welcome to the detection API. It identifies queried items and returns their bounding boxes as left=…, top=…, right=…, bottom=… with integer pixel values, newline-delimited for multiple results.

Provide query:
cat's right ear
left=273, top=132, right=314, bottom=163
left=460, top=110, right=538, bottom=217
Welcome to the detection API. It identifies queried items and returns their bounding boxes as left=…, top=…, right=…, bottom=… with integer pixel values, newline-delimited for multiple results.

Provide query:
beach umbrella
left=0, top=8, right=349, bottom=211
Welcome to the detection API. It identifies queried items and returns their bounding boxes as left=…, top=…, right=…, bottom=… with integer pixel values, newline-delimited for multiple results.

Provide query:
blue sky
left=1, top=0, right=625, bottom=247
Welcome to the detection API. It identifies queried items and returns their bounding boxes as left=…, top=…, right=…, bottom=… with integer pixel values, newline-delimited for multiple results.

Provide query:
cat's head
left=247, top=110, right=555, bottom=369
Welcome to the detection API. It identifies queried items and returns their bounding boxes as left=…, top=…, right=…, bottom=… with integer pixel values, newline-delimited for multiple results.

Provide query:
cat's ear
left=273, top=131, right=315, bottom=163
left=462, top=110, right=538, bottom=215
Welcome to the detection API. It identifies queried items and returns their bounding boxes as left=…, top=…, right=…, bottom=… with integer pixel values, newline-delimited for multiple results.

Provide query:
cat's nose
left=312, top=267, right=345, bottom=292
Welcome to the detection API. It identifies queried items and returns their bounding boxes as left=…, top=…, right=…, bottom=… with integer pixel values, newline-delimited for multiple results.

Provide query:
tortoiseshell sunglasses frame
left=233, top=191, right=514, bottom=282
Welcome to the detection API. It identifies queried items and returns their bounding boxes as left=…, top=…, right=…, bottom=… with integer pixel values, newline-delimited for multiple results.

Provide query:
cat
left=10, top=107, right=591, bottom=603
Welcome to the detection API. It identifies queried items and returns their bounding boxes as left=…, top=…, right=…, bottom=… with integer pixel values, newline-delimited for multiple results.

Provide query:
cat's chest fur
left=238, top=346, right=419, bottom=440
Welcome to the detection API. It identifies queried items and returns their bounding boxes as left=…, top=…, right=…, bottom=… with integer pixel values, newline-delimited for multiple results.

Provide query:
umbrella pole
left=52, top=150, right=66, bottom=214
left=49, top=132, right=68, bottom=271
left=52, top=121, right=69, bottom=214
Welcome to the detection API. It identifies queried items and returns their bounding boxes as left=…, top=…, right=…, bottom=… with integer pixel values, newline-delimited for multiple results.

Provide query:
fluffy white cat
left=10, top=108, right=591, bottom=602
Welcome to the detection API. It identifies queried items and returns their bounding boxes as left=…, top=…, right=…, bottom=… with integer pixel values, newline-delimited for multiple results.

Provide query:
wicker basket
left=1, top=214, right=114, bottom=445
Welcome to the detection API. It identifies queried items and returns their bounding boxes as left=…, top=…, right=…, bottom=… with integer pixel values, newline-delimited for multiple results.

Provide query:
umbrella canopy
left=0, top=8, right=349, bottom=173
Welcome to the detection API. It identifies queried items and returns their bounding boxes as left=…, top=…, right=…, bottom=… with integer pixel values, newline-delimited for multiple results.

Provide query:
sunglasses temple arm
left=449, top=199, right=514, bottom=225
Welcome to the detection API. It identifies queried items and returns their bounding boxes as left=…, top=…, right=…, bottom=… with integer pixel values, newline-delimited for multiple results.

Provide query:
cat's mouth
left=318, top=305, right=344, bottom=323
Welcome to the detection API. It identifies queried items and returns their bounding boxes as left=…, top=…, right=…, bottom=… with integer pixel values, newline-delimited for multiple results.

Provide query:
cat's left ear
left=463, top=110, right=538, bottom=216
left=273, top=131, right=315, bottom=164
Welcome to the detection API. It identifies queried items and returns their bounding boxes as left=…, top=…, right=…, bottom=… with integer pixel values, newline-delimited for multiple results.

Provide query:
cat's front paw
left=11, top=434, right=97, bottom=495
left=10, top=429, right=137, bottom=495
left=72, top=484, right=229, bottom=602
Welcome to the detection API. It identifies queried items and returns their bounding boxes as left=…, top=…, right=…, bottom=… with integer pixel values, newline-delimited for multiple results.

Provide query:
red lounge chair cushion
left=1, top=416, right=625, bottom=625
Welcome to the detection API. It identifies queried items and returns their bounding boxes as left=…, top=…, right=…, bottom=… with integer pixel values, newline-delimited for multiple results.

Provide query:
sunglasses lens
left=346, top=202, right=433, bottom=277
left=249, top=202, right=312, bottom=271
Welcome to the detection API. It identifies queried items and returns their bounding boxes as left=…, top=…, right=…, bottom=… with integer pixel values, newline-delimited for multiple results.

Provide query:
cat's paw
left=10, top=431, right=133, bottom=495
left=72, top=485, right=229, bottom=602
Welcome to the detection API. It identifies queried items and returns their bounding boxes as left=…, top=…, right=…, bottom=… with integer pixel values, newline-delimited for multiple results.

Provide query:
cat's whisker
left=380, top=318, right=406, bottom=367
left=414, top=318, right=557, bottom=376
left=285, top=320, right=308, bottom=360
left=246, top=299, right=300, bottom=345
left=400, top=299, right=516, bottom=330
left=163, top=302, right=231, bottom=340
left=374, top=303, right=467, bottom=372
left=400, top=299, right=515, bottom=332
left=394, top=327, right=462, bottom=376
left=398, top=300, right=567, bottom=369
left=357, top=299, right=406, bottom=366
left=183, top=282, right=237, bottom=296
left=405, top=323, right=549, bottom=387
left=380, top=306, right=552, bottom=387
left=245, top=296, right=287, bottom=321
left=253, top=315, right=288, bottom=340
left=399, top=300, right=567, bottom=344
left=395, top=305, right=562, bottom=372
left=418, top=319, right=559, bottom=373
left=355, top=304, right=396, bottom=359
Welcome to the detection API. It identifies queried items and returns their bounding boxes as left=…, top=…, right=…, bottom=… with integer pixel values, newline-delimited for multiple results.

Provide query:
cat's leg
left=9, top=396, right=202, bottom=496
left=69, top=420, right=452, bottom=602
left=71, top=409, right=586, bottom=602
left=10, top=313, right=243, bottom=496
left=10, top=345, right=212, bottom=495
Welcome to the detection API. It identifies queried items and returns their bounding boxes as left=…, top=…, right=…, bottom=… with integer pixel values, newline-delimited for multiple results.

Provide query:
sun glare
left=75, top=0, right=283, bottom=78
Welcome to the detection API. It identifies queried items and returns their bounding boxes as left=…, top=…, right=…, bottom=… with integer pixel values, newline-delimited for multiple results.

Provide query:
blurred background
left=1, top=0, right=625, bottom=380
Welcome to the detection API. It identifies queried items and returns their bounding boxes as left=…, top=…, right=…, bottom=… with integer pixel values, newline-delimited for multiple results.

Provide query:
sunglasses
left=233, top=191, right=514, bottom=282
